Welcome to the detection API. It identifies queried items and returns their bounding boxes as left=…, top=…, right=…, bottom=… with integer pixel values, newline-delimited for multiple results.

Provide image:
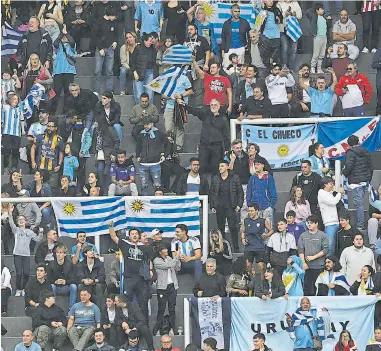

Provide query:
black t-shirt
left=27, top=31, right=42, bottom=60
left=118, top=239, right=151, bottom=278
left=184, top=35, right=210, bottom=62
left=369, top=204, right=381, bottom=218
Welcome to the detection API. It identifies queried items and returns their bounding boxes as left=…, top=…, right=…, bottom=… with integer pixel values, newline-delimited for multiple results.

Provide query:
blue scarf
left=140, top=126, right=158, bottom=139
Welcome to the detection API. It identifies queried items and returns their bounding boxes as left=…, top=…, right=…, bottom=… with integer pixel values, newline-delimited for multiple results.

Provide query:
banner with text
left=242, top=124, right=317, bottom=169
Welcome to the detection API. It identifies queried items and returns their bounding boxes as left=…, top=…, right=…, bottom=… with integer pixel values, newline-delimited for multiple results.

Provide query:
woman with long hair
left=226, top=256, right=256, bottom=297
left=247, top=142, right=272, bottom=175
left=156, top=36, right=175, bottom=75
left=119, top=31, right=137, bottom=95
left=284, top=186, right=311, bottom=228
left=282, top=255, right=305, bottom=297
left=350, top=265, right=376, bottom=295
left=334, top=330, right=357, bottom=351
left=308, top=142, right=331, bottom=177
left=82, top=172, right=104, bottom=196
left=37, top=0, right=63, bottom=43
left=208, top=229, right=233, bottom=275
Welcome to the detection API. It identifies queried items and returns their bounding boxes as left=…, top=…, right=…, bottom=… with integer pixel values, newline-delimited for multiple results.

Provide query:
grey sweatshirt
left=16, top=203, right=42, bottom=227
left=9, top=215, right=43, bottom=256
left=297, top=230, right=329, bottom=269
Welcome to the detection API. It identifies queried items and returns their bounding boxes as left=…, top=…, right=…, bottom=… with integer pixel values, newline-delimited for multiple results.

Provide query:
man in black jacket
left=114, top=294, right=154, bottom=351
left=101, top=294, right=122, bottom=348
left=35, top=229, right=63, bottom=265
left=181, top=99, right=230, bottom=175
left=210, top=160, right=244, bottom=251
left=33, top=290, right=67, bottom=350
left=342, top=135, right=373, bottom=230
left=78, top=246, right=106, bottom=308
left=175, top=157, right=209, bottom=196
left=48, top=244, right=78, bottom=309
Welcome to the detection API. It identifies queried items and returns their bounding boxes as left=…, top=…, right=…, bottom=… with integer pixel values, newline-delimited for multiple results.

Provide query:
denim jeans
left=325, top=224, right=339, bottom=256
left=41, top=206, right=53, bottom=227
left=133, top=69, right=154, bottom=104
left=352, top=186, right=365, bottom=228
left=180, top=260, right=203, bottom=280
left=120, top=66, right=130, bottom=92
left=139, top=163, right=161, bottom=190
left=84, top=110, right=94, bottom=131
left=323, top=0, right=342, bottom=14
left=280, top=33, right=298, bottom=70
left=94, top=46, right=115, bottom=93
left=113, top=123, right=123, bottom=141
left=51, top=284, right=77, bottom=309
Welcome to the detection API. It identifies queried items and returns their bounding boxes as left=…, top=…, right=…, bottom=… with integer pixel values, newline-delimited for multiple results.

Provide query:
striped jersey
left=1, top=104, right=24, bottom=137
left=27, top=122, right=48, bottom=138
left=171, top=235, right=201, bottom=257
left=1, top=78, right=16, bottom=104
left=362, top=0, right=381, bottom=12
left=35, top=133, right=64, bottom=171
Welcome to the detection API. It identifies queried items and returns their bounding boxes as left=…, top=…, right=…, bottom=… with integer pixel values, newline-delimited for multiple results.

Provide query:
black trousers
left=105, top=324, right=123, bottom=348
left=269, top=103, right=290, bottom=118
left=362, top=10, right=381, bottom=50
left=69, top=25, right=88, bottom=50
left=1, top=287, right=11, bottom=312
left=304, top=268, right=322, bottom=296
left=290, top=102, right=311, bottom=118
left=153, top=284, right=177, bottom=335
left=216, top=206, right=239, bottom=249
left=161, top=161, right=185, bottom=190
left=14, top=255, right=30, bottom=290
left=199, top=142, right=224, bottom=175
left=107, top=282, right=120, bottom=295
left=51, top=73, right=75, bottom=114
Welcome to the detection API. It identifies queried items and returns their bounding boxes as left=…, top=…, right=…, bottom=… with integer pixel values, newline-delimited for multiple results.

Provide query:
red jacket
left=334, top=340, right=357, bottom=351
left=335, top=73, right=373, bottom=104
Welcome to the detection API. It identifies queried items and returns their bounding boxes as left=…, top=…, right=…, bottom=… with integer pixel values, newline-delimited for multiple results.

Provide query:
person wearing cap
left=203, top=337, right=217, bottom=351
left=151, top=228, right=171, bottom=259
left=250, top=332, right=273, bottom=351
left=247, top=158, right=277, bottom=227
left=318, top=176, right=343, bottom=256
left=84, top=328, right=116, bottom=351
left=15, top=189, right=42, bottom=232
left=119, top=329, right=147, bottom=351
left=136, top=116, right=169, bottom=194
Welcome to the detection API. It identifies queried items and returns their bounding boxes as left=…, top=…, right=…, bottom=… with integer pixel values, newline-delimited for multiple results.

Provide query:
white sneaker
left=372, top=48, right=377, bottom=53
left=362, top=47, right=369, bottom=53
left=15, top=290, right=22, bottom=296
left=310, top=67, right=316, bottom=74
left=21, top=289, right=25, bottom=296
left=317, top=69, right=324, bottom=74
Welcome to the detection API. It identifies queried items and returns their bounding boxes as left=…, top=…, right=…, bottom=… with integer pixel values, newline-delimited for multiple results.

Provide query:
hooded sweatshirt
left=247, top=172, right=278, bottom=210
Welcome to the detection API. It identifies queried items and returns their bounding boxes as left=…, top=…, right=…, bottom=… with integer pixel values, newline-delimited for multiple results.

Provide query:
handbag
left=306, top=322, right=323, bottom=351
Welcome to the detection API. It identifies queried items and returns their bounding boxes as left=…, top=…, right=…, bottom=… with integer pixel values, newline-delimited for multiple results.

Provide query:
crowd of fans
left=1, top=0, right=381, bottom=350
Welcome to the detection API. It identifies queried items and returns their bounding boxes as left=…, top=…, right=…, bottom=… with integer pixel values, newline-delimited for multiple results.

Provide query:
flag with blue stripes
left=342, top=176, right=349, bottom=210
left=126, top=196, right=200, bottom=237
left=52, top=197, right=128, bottom=237
left=145, top=66, right=187, bottom=98
left=369, top=183, right=381, bottom=211
left=285, top=16, right=302, bottom=42
left=1, top=22, right=24, bottom=57
left=162, top=45, right=192, bottom=65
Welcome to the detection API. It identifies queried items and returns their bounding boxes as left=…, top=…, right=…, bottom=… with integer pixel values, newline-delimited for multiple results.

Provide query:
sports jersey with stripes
left=1, top=78, right=16, bottom=104
left=1, top=104, right=24, bottom=137
left=27, top=122, right=48, bottom=138
left=171, top=236, right=201, bottom=256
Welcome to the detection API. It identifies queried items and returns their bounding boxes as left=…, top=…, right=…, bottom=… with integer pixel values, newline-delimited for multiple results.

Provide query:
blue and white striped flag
left=162, top=44, right=192, bottom=65
left=286, top=16, right=302, bottom=42
left=126, top=196, right=200, bottom=237
left=145, top=66, right=187, bottom=98
left=1, top=22, right=23, bottom=57
left=52, top=197, right=128, bottom=237
left=342, top=176, right=349, bottom=210
left=20, top=83, right=46, bottom=119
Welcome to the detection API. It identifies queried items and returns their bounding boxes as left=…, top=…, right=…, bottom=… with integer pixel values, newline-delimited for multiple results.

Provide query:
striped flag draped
left=20, top=83, right=46, bottom=120
left=285, top=16, right=303, bottom=42
left=162, top=45, right=192, bottom=65
left=1, top=22, right=23, bottom=57
left=342, top=176, right=349, bottom=210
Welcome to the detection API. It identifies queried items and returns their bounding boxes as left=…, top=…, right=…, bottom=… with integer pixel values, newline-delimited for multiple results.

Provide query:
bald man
left=14, top=329, right=42, bottom=351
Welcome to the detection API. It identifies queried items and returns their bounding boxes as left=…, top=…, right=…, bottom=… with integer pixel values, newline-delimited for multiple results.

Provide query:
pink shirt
left=284, top=200, right=311, bottom=222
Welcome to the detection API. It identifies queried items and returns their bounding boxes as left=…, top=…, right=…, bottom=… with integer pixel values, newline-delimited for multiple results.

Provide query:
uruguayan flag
left=286, top=16, right=302, bottom=42
left=20, top=83, right=46, bottom=119
left=126, top=196, right=200, bottom=237
left=145, top=66, right=187, bottom=98
left=162, top=45, right=192, bottom=65
left=52, top=197, right=128, bottom=237
left=1, top=22, right=24, bottom=57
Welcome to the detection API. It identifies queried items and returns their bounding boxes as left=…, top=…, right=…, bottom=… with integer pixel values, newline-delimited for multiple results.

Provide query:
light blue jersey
left=1, top=104, right=24, bottom=137
left=135, top=1, right=164, bottom=36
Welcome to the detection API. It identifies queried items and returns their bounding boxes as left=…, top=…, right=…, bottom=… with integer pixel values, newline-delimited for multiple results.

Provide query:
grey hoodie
left=297, top=230, right=329, bottom=269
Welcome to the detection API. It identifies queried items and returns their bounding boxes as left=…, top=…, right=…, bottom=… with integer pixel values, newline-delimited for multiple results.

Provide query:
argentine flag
left=52, top=197, right=128, bottom=237
left=126, top=196, right=200, bottom=237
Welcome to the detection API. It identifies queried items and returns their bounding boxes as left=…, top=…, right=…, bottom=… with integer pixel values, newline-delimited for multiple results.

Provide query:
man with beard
left=238, top=86, right=272, bottom=120
left=323, top=44, right=351, bottom=79
left=291, top=64, right=312, bottom=118
left=315, top=256, right=350, bottom=295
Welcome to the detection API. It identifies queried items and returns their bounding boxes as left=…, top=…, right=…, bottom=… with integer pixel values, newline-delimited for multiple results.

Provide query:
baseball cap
left=151, top=228, right=163, bottom=237
left=128, top=330, right=140, bottom=339
left=203, top=338, right=217, bottom=350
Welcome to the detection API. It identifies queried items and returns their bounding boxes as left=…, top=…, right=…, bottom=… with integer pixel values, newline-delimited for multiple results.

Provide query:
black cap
left=203, top=338, right=217, bottom=350
left=128, top=329, right=140, bottom=339
left=39, top=107, right=49, bottom=114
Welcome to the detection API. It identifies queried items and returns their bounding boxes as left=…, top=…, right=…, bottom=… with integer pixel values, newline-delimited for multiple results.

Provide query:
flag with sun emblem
left=52, top=197, right=127, bottom=237
left=126, top=196, right=200, bottom=237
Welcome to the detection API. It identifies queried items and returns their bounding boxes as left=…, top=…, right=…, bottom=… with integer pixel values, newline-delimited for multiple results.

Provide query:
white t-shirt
left=341, top=84, right=363, bottom=109
left=186, top=174, right=201, bottom=195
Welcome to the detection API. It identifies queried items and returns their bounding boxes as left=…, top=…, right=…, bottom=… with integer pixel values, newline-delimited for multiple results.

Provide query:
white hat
left=151, top=228, right=163, bottom=236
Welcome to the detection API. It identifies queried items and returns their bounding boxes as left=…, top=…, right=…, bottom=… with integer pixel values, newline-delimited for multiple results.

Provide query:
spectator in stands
left=315, top=256, right=350, bottom=295
left=171, top=223, right=203, bottom=279
left=85, top=328, right=116, bottom=351
left=372, top=48, right=381, bottom=115
left=153, top=242, right=180, bottom=336
left=2, top=170, right=23, bottom=198
left=226, top=255, right=255, bottom=297
left=209, top=229, right=233, bottom=276
left=32, top=290, right=67, bottom=351
left=15, top=16, right=53, bottom=70
left=130, top=33, right=157, bottom=104
left=155, top=335, right=181, bottom=351
left=150, top=229, right=171, bottom=259
left=210, top=160, right=244, bottom=251
left=162, top=0, right=188, bottom=44
left=107, top=251, right=121, bottom=294
left=119, top=329, right=149, bottom=351
left=203, top=338, right=217, bottom=351
left=35, top=229, right=62, bottom=264
left=108, top=150, right=138, bottom=196
left=334, top=330, right=358, bottom=351
left=93, top=7, right=118, bottom=94
left=282, top=255, right=305, bottom=297
left=24, top=263, right=53, bottom=317
left=193, top=258, right=226, bottom=299
left=265, top=219, right=297, bottom=280
left=68, top=288, right=101, bottom=351
left=291, top=64, right=312, bottom=118
left=55, top=175, right=76, bottom=198
left=332, top=10, right=359, bottom=60
left=114, top=294, right=154, bottom=351
left=129, top=93, right=160, bottom=141
left=367, top=326, right=381, bottom=350
left=71, top=231, right=99, bottom=265
left=9, top=204, right=43, bottom=297
left=14, top=329, right=42, bottom=351
left=286, top=210, right=307, bottom=243
left=323, top=45, right=351, bottom=80
left=340, top=233, right=376, bottom=285
left=65, top=83, right=99, bottom=130
left=249, top=30, right=267, bottom=79
left=238, top=85, right=272, bottom=120
left=298, top=214, right=329, bottom=296
left=62, top=144, right=79, bottom=187
left=82, top=172, right=103, bottom=196
left=250, top=333, right=273, bottom=351
left=37, top=0, right=63, bottom=43
left=308, top=142, right=331, bottom=177
left=247, top=158, right=277, bottom=226
left=246, top=143, right=272, bottom=175
left=265, top=63, right=294, bottom=118
left=64, top=0, right=89, bottom=52
left=181, top=99, right=230, bottom=175
left=175, top=157, right=208, bottom=196
left=350, top=265, right=380, bottom=296
left=1, top=259, right=11, bottom=317
left=336, top=213, right=356, bottom=257
left=291, top=160, right=322, bottom=214
left=30, top=119, right=64, bottom=192
left=136, top=116, right=167, bottom=194
left=318, top=177, right=342, bottom=255
left=15, top=190, right=41, bottom=232
left=1, top=68, right=21, bottom=104
left=101, top=294, right=120, bottom=348
left=242, top=203, right=273, bottom=280
left=51, top=25, right=77, bottom=115
left=369, top=185, right=381, bottom=252
left=1, top=193, right=13, bottom=256
left=119, top=31, right=138, bottom=95
left=154, top=187, right=165, bottom=196
left=284, top=186, right=311, bottom=228
left=361, top=1, right=381, bottom=54
left=134, top=0, right=163, bottom=37
left=95, top=91, right=123, bottom=142
left=342, top=135, right=373, bottom=230
left=255, top=264, right=285, bottom=299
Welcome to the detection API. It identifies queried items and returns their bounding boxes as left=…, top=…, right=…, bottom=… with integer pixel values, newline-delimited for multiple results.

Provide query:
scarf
left=282, top=256, right=304, bottom=294
left=94, top=127, right=103, bottom=151
left=315, top=271, right=351, bottom=296
left=358, top=277, right=374, bottom=296
left=140, top=126, right=158, bottom=139
left=368, top=339, right=381, bottom=345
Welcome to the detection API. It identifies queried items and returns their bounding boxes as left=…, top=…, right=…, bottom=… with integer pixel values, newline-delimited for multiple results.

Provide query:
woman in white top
left=1, top=259, right=12, bottom=317
left=38, top=0, right=63, bottom=43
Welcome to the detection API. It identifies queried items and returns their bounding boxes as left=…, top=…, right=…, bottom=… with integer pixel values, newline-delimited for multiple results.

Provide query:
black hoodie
left=32, top=303, right=67, bottom=329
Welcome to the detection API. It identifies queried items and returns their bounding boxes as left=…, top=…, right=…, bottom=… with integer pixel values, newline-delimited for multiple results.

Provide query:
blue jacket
left=292, top=308, right=318, bottom=349
left=53, top=33, right=77, bottom=76
left=79, top=128, right=92, bottom=158
left=247, top=172, right=277, bottom=210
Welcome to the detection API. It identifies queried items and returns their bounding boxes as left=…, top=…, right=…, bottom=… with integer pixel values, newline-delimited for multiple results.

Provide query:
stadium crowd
left=1, top=0, right=381, bottom=350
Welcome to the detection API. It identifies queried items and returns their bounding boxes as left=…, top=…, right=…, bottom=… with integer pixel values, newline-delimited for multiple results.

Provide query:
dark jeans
left=14, top=255, right=30, bottom=290
left=107, top=282, right=120, bottom=295
left=1, top=287, right=11, bottom=312
left=304, top=268, right=322, bottom=296
left=269, top=103, right=289, bottom=118
left=199, top=142, right=224, bottom=175
left=153, top=284, right=177, bottom=335
left=105, top=324, right=123, bottom=348
left=51, top=73, right=75, bottom=114
left=76, top=157, right=87, bottom=193
left=78, top=283, right=105, bottom=308
left=216, top=206, right=239, bottom=249
left=69, top=24, right=88, bottom=50
left=291, top=102, right=311, bottom=118
left=362, top=10, right=381, bottom=50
